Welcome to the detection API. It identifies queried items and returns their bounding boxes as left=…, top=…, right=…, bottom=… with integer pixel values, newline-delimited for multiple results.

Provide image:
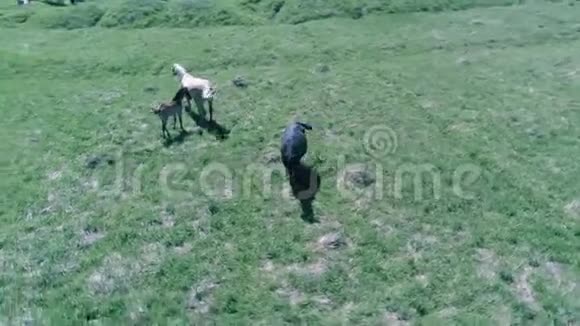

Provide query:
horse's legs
left=173, top=113, right=177, bottom=130
left=193, top=93, right=205, bottom=117
left=161, top=119, right=167, bottom=138
left=184, top=90, right=193, bottom=112
left=178, top=111, right=185, bottom=131
left=208, top=99, right=213, bottom=121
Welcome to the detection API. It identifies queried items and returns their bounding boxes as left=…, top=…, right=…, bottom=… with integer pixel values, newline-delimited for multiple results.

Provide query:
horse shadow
left=287, top=163, right=322, bottom=223
left=184, top=97, right=230, bottom=141
left=162, top=129, right=198, bottom=148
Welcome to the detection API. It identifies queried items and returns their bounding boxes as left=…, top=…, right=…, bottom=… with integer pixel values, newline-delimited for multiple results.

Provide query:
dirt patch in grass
left=47, top=168, right=64, bottom=181
left=474, top=248, right=499, bottom=280
left=493, top=306, right=512, bottom=325
left=260, top=259, right=276, bottom=273
left=261, top=257, right=329, bottom=283
left=79, top=229, right=106, bottom=247
left=447, top=122, right=475, bottom=133
left=345, top=167, right=376, bottom=188
left=159, top=209, right=175, bottom=228
left=544, top=261, right=579, bottom=296
left=545, top=261, right=565, bottom=286
left=370, top=219, right=394, bottom=237
left=276, top=287, right=332, bottom=309
left=128, top=302, right=147, bottom=322
left=287, top=258, right=329, bottom=278
left=315, top=232, right=348, bottom=251
left=192, top=217, right=211, bottom=239
left=275, top=286, right=306, bottom=306
left=174, top=243, right=193, bottom=255
left=383, top=312, right=410, bottom=326
left=311, top=295, right=333, bottom=308
left=514, top=266, right=539, bottom=311
left=436, top=307, right=458, bottom=319
left=415, top=274, right=429, bottom=287
left=88, top=244, right=166, bottom=296
left=564, top=199, right=580, bottom=218
left=262, top=150, right=280, bottom=164
left=186, top=279, right=219, bottom=314
left=139, top=243, right=165, bottom=272
left=88, top=253, right=131, bottom=296
left=419, top=99, right=436, bottom=110
left=406, top=234, right=438, bottom=261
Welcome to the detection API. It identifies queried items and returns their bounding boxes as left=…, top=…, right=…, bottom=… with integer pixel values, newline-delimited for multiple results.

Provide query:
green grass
left=1, top=0, right=580, bottom=324
left=1, top=0, right=527, bottom=29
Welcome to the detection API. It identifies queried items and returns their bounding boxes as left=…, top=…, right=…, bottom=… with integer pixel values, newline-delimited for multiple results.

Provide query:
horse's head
left=296, top=122, right=313, bottom=131
left=172, top=63, right=186, bottom=77
left=151, top=103, right=163, bottom=114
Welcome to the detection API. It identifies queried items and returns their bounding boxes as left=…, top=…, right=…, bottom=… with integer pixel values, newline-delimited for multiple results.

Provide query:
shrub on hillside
left=99, top=0, right=168, bottom=28
left=351, top=0, right=521, bottom=15
left=258, top=0, right=521, bottom=23
left=39, top=0, right=68, bottom=6
left=272, top=0, right=354, bottom=24
left=34, top=4, right=104, bottom=29
left=0, top=9, right=33, bottom=27
left=167, top=0, right=259, bottom=27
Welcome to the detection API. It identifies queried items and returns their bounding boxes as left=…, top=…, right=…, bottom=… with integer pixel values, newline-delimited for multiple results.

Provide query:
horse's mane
left=173, top=63, right=187, bottom=76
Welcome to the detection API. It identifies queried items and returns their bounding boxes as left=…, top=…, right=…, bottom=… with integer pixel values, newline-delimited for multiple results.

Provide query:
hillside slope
left=2, top=0, right=526, bottom=28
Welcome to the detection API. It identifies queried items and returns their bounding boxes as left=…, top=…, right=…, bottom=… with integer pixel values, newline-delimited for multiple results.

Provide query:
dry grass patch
left=88, top=244, right=166, bottom=296
left=173, top=243, right=193, bottom=255
left=474, top=248, right=499, bottom=280
left=315, top=232, right=348, bottom=251
left=513, top=266, right=539, bottom=311
left=564, top=199, right=580, bottom=218
left=436, top=307, right=458, bottom=319
left=275, top=286, right=306, bottom=306
left=287, top=258, right=329, bottom=277
left=186, top=279, right=219, bottom=314
left=493, top=306, right=512, bottom=326
left=544, top=261, right=579, bottom=296
left=415, top=274, right=429, bottom=287
left=79, top=228, right=106, bottom=248
left=157, top=206, right=176, bottom=228
left=47, top=168, right=64, bottom=181
left=405, top=233, right=438, bottom=261
left=275, top=283, right=332, bottom=308
left=382, top=311, right=410, bottom=326
left=259, top=258, right=329, bottom=281
left=370, top=219, right=394, bottom=237
left=88, top=253, right=132, bottom=296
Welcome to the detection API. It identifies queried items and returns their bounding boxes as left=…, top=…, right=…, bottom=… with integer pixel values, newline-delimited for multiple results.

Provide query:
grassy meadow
left=1, top=0, right=579, bottom=324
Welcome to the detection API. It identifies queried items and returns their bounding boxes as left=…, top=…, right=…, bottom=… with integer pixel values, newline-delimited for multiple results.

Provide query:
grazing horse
left=151, top=87, right=189, bottom=139
left=281, top=122, right=313, bottom=176
left=171, top=63, right=217, bottom=121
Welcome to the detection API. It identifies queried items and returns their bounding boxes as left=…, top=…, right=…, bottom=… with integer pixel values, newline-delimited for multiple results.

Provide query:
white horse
left=171, top=63, right=217, bottom=121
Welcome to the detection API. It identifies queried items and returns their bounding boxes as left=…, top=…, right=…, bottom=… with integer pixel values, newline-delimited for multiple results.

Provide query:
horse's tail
left=209, top=84, right=217, bottom=98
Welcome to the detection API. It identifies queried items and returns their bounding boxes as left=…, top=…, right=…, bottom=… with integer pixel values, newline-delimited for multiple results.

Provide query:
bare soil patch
left=186, top=279, right=219, bottom=314
left=564, top=199, right=580, bottom=218
left=514, top=266, right=539, bottom=311
left=474, top=248, right=499, bottom=280
left=383, top=312, right=410, bottom=326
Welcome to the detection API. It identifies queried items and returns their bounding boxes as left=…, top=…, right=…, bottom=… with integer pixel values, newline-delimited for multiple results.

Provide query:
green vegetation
left=1, top=0, right=579, bottom=324
left=1, top=0, right=528, bottom=29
